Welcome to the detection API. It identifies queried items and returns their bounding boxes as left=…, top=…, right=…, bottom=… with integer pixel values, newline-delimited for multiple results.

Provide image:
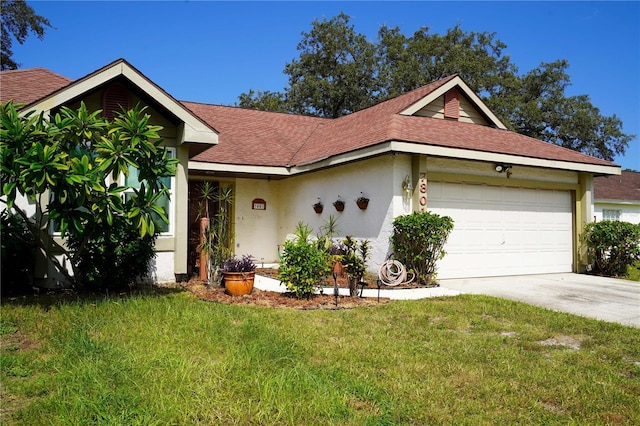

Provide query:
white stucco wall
left=234, top=178, right=281, bottom=265
left=202, top=154, right=415, bottom=275
left=151, top=251, right=176, bottom=283
left=594, top=202, right=640, bottom=224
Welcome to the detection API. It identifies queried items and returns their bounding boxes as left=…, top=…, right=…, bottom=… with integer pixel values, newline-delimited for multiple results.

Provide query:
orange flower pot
left=223, top=271, right=255, bottom=296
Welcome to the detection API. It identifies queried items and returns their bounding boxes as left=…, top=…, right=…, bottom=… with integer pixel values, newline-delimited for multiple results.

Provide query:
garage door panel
left=428, top=182, right=573, bottom=279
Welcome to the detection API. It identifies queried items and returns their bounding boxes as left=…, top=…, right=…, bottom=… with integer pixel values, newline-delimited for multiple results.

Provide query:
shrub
left=582, top=220, right=640, bottom=277
left=67, top=216, right=157, bottom=291
left=340, top=235, right=370, bottom=297
left=390, top=211, right=454, bottom=285
left=222, top=254, right=256, bottom=272
left=0, top=211, right=36, bottom=294
left=278, top=222, right=331, bottom=298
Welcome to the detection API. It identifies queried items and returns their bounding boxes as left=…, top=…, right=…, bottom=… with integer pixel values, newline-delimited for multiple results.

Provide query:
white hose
left=378, top=260, right=415, bottom=286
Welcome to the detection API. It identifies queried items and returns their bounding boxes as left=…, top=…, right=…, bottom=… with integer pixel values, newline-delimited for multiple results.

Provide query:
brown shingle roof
left=1, top=65, right=618, bottom=170
left=183, top=102, right=328, bottom=167
left=186, top=75, right=613, bottom=169
left=0, top=68, right=71, bottom=105
left=594, top=171, right=640, bottom=201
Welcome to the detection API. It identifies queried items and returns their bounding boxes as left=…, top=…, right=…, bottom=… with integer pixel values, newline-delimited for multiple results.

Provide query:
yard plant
left=0, top=101, right=178, bottom=289
left=278, top=222, right=331, bottom=298
left=390, top=211, right=454, bottom=285
left=1, top=289, right=639, bottom=424
left=582, top=220, right=640, bottom=277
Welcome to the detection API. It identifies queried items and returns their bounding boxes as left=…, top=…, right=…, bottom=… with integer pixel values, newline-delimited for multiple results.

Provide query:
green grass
left=625, top=261, right=640, bottom=281
left=2, top=288, right=639, bottom=425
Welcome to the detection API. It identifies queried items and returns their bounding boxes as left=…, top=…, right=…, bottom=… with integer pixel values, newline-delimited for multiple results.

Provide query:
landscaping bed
left=182, top=275, right=389, bottom=310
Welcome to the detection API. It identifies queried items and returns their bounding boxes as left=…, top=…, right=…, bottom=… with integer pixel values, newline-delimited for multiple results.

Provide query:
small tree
left=582, top=220, right=640, bottom=277
left=0, top=101, right=178, bottom=288
left=391, top=211, right=454, bottom=285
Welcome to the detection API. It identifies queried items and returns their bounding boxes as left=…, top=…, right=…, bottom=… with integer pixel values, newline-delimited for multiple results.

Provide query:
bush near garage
left=391, top=211, right=454, bottom=285
left=582, top=220, right=640, bottom=277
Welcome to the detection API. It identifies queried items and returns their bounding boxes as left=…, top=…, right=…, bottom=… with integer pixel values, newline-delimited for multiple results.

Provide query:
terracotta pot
left=223, top=271, right=255, bottom=296
left=332, top=261, right=343, bottom=276
left=313, top=204, right=323, bottom=214
left=334, top=201, right=345, bottom=212
left=356, top=198, right=369, bottom=210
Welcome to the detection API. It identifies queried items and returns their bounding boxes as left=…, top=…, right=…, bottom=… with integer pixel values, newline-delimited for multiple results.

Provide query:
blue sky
left=10, top=1, right=640, bottom=170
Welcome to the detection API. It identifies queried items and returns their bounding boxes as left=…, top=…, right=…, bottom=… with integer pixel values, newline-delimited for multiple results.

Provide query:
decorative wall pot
left=333, top=200, right=345, bottom=212
left=356, top=198, right=369, bottom=210
left=313, top=203, right=323, bottom=214
left=223, top=271, right=255, bottom=296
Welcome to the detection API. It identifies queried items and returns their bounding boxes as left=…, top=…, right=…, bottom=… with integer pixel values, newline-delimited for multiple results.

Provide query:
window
left=124, top=147, right=176, bottom=235
left=603, top=209, right=621, bottom=221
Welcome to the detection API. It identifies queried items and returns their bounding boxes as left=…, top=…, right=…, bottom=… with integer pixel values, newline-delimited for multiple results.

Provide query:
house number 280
left=419, top=172, right=427, bottom=211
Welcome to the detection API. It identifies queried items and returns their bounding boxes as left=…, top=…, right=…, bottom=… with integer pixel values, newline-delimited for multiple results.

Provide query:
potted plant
left=222, top=254, right=256, bottom=296
left=356, top=193, right=369, bottom=210
left=313, top=199, right=323, bottom=214
left=333, top=197, right=345, bottom=212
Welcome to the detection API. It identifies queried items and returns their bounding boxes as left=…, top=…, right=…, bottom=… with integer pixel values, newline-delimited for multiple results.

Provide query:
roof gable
left=398, top=75, right=507, bottom=129
left=21, top=59, right=218, bottom=145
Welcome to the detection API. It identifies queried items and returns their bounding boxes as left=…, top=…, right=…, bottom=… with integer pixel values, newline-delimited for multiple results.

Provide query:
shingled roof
left=594, top=171, right=640, bottom=201
left=0, top=68, right=71, bottom=105
left=1, top=64, right=617, bottom=172
left=185, top=77, right=614, bottom=169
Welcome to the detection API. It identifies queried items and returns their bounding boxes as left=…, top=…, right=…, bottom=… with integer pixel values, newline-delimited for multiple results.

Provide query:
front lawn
left=1, top=288, right=639, bottom=424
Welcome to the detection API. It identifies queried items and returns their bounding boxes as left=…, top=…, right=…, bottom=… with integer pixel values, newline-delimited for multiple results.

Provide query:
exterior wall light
left=495, top=163, right=512, bottom=173
left=402, top=175, right=413, bottom=203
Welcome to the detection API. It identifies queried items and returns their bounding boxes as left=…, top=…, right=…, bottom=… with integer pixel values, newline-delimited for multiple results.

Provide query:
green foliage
left=197, top=184, right=234, bottom=285
left=391, top=211, right=454, bottom=285
left=1, top=0, right=52, bottom=70
left=582, top=220, right=640, bottom=277
left=0, top=101, right=178, bottom=287
left=0, top=210, right=35, bottom=294
left=340, top=235, right=370, bottom=297
left=67, top=216, right=157, bottom=291
left=278, top=222, right=331, bottom=298
left=238, top=14, right=633, bottom=161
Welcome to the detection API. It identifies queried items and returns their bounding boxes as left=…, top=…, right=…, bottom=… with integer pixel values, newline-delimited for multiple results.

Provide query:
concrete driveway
left=439, top=273, right=640, bottom=327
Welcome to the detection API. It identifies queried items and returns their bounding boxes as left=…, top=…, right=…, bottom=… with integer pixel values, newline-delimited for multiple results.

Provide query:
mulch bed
left=181, top=269, right=390, bottom=310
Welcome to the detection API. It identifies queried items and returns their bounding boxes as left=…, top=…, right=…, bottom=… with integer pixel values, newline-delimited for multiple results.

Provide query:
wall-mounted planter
left=333, top=200, right=345, bottom=212
left=356, top=197, right=369, bottom=210
left=313, top=203, right=323, bottom=214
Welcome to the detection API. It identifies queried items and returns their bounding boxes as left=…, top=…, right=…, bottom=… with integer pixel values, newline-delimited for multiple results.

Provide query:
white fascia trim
left=188, top=161, right=291, bottom=176
left=290, top=143, right=394, bottom=173
left=399, top=76, right=508, bottom=130
left=595, top=199, right=640, bottom=206
left=390, top=141, right=621, bottom=175
left=29, top=62, right=218, bottom=145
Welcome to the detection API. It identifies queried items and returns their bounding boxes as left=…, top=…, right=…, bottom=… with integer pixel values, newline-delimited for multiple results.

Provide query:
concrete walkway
left=254, top=273, right=639, bottom=327
left=439, top=273, right=640, bottom=328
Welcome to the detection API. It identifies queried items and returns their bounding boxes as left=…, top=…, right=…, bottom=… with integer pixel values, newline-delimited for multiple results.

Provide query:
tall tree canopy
left=1, top=0, right=51, bottom=70
left=238, top=13, right=633, bottom=161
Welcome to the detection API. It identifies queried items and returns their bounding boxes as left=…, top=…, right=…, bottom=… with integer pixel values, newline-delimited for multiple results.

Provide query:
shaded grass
left=1, top=288, right=639, bottom=425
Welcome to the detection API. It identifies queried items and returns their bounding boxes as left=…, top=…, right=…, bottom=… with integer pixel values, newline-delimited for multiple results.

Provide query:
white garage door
left=428, top=181, right=573, bottom=279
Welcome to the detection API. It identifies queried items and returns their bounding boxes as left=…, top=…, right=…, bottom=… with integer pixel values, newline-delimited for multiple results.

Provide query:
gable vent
left=444, top=88, right=460, bottom=119
left=102, top=85, right=130, bottom=120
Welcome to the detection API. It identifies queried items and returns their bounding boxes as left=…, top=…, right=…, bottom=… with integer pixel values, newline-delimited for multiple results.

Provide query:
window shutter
left=103, top=85, right=130, bottom=120
left=444, top=88, right=460, bottom=119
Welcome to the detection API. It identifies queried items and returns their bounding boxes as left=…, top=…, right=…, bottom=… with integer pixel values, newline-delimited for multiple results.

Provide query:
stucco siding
left=594, top=202, right=640, bottom=224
